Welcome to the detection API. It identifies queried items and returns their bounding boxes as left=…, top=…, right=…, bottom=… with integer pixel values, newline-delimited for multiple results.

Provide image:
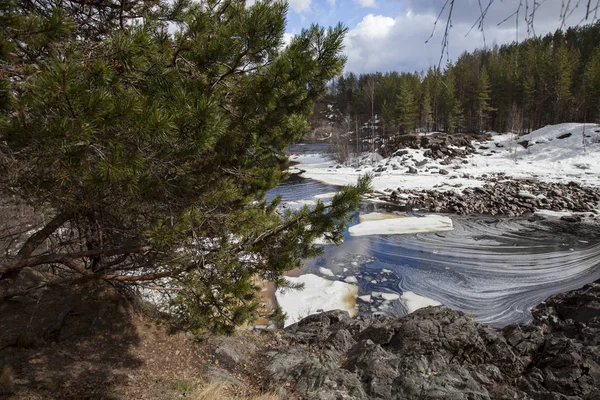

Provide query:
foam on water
left=269, top=146, right=600, bottom=326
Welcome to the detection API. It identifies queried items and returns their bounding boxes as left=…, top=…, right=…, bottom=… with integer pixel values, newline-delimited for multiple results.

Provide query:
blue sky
left=275, top=0, right=597, bottom=74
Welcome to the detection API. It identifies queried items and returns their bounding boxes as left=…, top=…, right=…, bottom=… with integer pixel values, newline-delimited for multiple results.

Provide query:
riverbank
left=292, top=123, right=600, bottom=218
left=2, top=272, right=598, bottom=400
left=268, top=124, right=600, bottom=331
left=262, top=279, right=600, bottom=399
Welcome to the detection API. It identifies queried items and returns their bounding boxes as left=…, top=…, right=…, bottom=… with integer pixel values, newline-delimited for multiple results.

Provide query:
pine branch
left=0, top=246, right=152, bottom=276
left=16, top=212, right=72, bottom=259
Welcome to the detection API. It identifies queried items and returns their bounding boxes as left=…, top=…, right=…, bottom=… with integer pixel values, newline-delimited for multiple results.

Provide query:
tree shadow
left=0, top=279, right=144, bottom=399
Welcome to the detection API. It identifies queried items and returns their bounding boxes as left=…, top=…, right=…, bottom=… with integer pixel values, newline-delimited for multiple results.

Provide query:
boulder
left=264, top=283, right=600, bottom=400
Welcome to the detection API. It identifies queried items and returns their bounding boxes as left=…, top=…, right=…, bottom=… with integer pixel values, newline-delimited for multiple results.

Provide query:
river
left=267, top=143, right=600, bottom=327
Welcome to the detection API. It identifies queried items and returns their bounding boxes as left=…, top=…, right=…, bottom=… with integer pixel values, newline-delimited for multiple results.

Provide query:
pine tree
left=584, top=44, right=600, bottom=120
left=441, top=68, right=464, bottom=133
left=395, top=77, right=417, bottom=134
left=553, top=45, right=578, bottom=122
left=421, top=86, right=433, bottom=132
left=0, top=0, right=371, bottom=333
left=475, top=67, right=495, bottom=133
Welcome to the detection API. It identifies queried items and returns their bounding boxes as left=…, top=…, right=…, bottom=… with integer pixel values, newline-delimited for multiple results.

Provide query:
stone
left=262, top=283, right=600, bottom=400
left=214, top=339, right=256, bottom=368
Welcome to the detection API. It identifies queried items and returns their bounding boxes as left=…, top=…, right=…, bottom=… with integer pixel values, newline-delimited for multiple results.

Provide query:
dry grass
left=193, top=382, right=279, bottom=400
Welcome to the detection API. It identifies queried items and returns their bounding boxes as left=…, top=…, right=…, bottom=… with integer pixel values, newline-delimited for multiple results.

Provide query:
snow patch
left=319, top=267, right=334, bottom=276
left=534, top=209, right=574, bottom=218
left=401, top=291, right=442, bottom=313
left=276, top=274, right=358, bottom=327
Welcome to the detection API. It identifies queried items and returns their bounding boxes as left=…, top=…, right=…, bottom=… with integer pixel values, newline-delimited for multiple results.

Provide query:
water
left=269, top=146, right=600, bottom=327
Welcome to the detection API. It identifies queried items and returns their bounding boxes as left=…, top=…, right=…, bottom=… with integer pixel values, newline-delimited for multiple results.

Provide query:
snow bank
left=349, top=214, right=453, bottom=236
left=401, top=291, right=442, bottom=313
left=293, top=123, right=600, bottom=194
left=276, top=274, right=358, bottom=327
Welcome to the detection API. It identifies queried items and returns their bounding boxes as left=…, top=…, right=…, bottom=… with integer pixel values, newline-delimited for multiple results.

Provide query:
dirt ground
left=0, top=280, right=281, bottom=400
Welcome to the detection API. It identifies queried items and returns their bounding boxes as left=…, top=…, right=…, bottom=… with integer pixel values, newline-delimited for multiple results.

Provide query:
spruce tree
left=475, top=67, right=495, bottom=133
left=395, top=78, right=417, bottom=134
left=584, top=44, right=600, bottom=120
left=420, top=86, right=433, bottom=132
left=553, top=45, right=578, bottom=122
left=0, top=0, right=371, bottom=333
left=441, top=68, right=464, bottom=134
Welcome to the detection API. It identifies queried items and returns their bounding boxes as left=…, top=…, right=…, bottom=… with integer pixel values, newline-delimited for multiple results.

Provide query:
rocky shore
left=382, top=179, right=600, bottom=217
left=259, top=280, right=600, bottom=399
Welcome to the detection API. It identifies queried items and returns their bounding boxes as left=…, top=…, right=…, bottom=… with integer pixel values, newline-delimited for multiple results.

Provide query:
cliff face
left=265, top=280, right=600, bottom=399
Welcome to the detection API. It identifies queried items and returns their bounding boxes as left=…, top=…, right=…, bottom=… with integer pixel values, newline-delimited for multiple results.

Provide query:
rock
left=518, top=140, right=530, bottom=148
left=439, top=169, right=449, bottom=175
left=264, top=283, right=600, bottom=400
left=214, top=339, right=256, bottom=368
left=385, top=180, right=600, bottom=217
left=518, top=191, right=537, bottom=200
left=407, top=166, right=418, bottom=174
left=556, top=132, right=572, bottom=139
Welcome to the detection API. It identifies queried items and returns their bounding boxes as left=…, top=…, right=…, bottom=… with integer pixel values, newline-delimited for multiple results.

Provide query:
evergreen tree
left=420, top=86, right=434, bottom=132
left=441, top=68, right=464, bottom=133
left=395, top=77, right=417, bottom=134
left=475, top=67, right=495, bottom=133
left=0, top=0, right=371, bottom=333
left=553, top=45, right=578, bottom=122
left=584, top=44, right=600, bottom=120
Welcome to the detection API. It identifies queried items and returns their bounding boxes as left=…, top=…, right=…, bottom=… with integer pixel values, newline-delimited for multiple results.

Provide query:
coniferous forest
left=327, top=23, right=600, bottom=137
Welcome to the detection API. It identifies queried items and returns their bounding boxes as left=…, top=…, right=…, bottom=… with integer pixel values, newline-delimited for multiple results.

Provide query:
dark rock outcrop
left=384, top=179, right=600, bottom=217
left=265, top=281, right=600, bottom=400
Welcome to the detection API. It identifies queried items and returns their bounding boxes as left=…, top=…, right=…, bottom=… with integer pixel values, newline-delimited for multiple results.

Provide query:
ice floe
left=349, top=214, right=454, bottom=236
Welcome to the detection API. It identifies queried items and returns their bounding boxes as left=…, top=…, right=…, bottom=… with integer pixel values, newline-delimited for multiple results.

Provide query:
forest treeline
left=327, top=23, right=600, bottom=136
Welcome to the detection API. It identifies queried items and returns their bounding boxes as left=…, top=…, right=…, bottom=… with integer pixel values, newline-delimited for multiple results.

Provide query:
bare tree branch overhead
left=430, top=0, right=600, bottom=67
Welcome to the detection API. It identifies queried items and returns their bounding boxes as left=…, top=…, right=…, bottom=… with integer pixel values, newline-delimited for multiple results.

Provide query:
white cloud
left=349, top=14, right=395, bottom=39
left=326, top=0, right=336, bottom=6
left=282, top=32, right=295, bottom=48
left=343, top=6, right=589, bottom=74
left=355, top=0, right=377, bottom=8
left=288, top=0, right=311, bottom=13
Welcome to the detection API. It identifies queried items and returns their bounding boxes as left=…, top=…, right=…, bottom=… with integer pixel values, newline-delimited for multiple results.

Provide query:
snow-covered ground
left=401, top=291, right=442, bottom=313
left=292, top=123, right=600, bottom=193
left=275, top=274, right=358, bottom=327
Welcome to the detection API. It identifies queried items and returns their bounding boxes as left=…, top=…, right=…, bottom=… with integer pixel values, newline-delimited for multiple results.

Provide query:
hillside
left=2, top=273, right=599, bottom=400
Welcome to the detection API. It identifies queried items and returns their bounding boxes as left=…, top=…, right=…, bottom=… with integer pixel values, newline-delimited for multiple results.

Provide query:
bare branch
left=0, top=246, right=152, bottom=276
left=16, top=212, right=72, bottom=259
